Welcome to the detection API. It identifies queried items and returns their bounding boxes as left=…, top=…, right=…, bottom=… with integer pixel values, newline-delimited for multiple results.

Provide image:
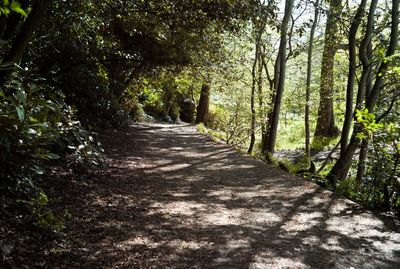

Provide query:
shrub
left=0, top=71, right=103, bottom=228
left=126, top=100, right=145, bottom=122
left=179, top=99, right=196, bottom=123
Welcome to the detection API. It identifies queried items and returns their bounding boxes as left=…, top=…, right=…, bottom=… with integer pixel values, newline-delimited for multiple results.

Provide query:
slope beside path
left=48, top=123, right=400, bottom=268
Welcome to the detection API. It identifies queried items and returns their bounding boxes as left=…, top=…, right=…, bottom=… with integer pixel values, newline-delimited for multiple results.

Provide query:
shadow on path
left=49, top=123, right=400, bottom=268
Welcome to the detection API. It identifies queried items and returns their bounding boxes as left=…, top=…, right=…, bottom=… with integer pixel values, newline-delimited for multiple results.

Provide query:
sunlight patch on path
left=79, top=123, right=400, bottom=269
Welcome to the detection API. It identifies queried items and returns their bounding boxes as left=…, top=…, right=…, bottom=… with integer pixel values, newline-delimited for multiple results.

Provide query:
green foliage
left=17, top=191, right=70, bottom=232
left=0, top=0, right=27, bottom=16
left=276, top=119, right=306, bottom=150
left=336, top=177, right=361, bottom=201
left=207, top=101, right=250, bottom=148
left=364, top=120, right=400, bottom=213
left=197, top=122, right=245, bottom=146
left=310, top=135, right=339, bottom=151
left=100, top=97, right=132, bottom=128
left=126, top=99, right=145, bottom=122
left=1, top=74, right=61, bottom=186
left=25, top=0, right=251, bottom=127
left=134, top=73, right=198, bottom=123
left=355, top=109, right=383, bottom=140
left=196, top=123, right=207, bottom=135
left=334, top=115, right=400, bottom=214
left=140, top=84, right=164, bottom=117
left=0, top=72, right=103, bottom=227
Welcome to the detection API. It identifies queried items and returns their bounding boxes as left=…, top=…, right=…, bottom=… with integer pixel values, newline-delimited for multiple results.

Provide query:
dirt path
left=48, top=123, right=400, bottom=268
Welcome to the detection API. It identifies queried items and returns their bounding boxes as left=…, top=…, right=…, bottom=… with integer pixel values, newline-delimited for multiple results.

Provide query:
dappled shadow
left=48, top=123, right=400, bottom=268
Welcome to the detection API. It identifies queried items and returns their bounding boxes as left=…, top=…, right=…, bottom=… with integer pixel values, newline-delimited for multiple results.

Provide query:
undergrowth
left=0, top=72, right=105, bottom=260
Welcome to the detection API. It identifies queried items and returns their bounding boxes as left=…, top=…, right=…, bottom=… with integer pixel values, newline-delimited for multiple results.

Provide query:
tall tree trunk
left=356, top=139, right=369, bottom=182
left=195, top=82, right=211, bottom=124
left=314, top=0, right=342, bottom=138
left=340, top=0, right=367, bottom=157
left=260, top=51, right=274, bottom=153
left=257, top=52, right=265, bottom=148
left=327, top=0, right=399, bottom=186
left=262, top=55, right=279, bottom=154
left=356, top=0, right=377, bottom=109
left=365, top=1, right=398, bottom=111
left=305, top=0, right=320, bottom=158
left=264, top=0, right=294, bottom=157
left=248, top=19, right=266, bottom=154
left=248, top=43, right=258, bottom=154
left=355, top=0, right=378, bottom=182
left=261, top=36, right=283, bottom=153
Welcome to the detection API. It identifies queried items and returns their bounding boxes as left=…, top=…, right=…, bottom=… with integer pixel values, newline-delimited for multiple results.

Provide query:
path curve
left=52, top=123, right=400, bottom=268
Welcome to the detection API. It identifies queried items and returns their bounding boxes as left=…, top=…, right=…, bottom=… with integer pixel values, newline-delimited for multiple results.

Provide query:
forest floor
left=8, top=122, right=400, bottom=268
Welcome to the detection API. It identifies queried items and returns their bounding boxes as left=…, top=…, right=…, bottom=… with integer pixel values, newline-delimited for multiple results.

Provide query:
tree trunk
left=262, top=67, right=277, bottom=154
left=340, top=0, right=367, bottom=157
left=356, top=139, right=369, bottom=182
left=327, top=0, right=399, bottom=186
left=264, top=0, right=294, bottom=156
left=257, top=52, right=265, bottom=149
left=355, top=0, right=378, bottom=182
left=314, top=0, right=342, bottom=138
left=260, top=52, right=274, bottom=153
left=356, top=0, right=377, bottom=109
left=305, top=0, right=320, bottom=158
left=248, top=19, right=265, bottom=154
left=262, top=43, right=281, bottom=155
left=328, top=132, right=361, bottom=186
left=195, top=82, right=210, bottom=124
left=248, top=43, right=258, bottom=154
left=3, top=0, right=50, bottom=64
left=366, top=0, right=398, bottom=111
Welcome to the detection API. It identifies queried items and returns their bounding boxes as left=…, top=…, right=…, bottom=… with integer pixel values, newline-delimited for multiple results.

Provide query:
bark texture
left=248, top=19, right=265, bottom=154
left=327, top=0, right=399, bottom=185
left=314, top=0, right=342, bottom=138
left=305, top=0, right=320, bottom=158
left=340, top=0, right=367, bottom=157
left=195, top=83, right=210, bottom=124
left=355, top=0, right=378, bottom=182
left=264, top=0, right=294, bottom=157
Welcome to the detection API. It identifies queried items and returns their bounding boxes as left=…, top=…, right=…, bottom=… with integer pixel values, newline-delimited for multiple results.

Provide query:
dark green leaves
left=16, top=105, right=25, bottom=122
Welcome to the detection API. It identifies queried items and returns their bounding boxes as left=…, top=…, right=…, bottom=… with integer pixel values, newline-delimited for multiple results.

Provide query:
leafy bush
left=363, top=121, right=400, bottom=213
left=17, top=191, right=70, bottom=233
left=336, top=177, right=361, bottom=201
left=0, top=71, right=103, bottom=227
left=169, top=103, right=181, bottom=122
left=125, top=99, right=145, bottom=122
left=333, top=117, right=400, bottom=215
left=94, top=96, right=132, bottom=128
left=207, top=108, right=226, bottom=130
left=141, top=86, right=165, bottom=118
left=196, top=123, right=207, bottom=134
left=179, top=98, right=196, bottom=123
left=207, top=104, right=250, bottom=147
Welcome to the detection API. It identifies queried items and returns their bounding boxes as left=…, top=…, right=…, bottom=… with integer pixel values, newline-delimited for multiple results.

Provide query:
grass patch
left=311, top=135, right=339, bottom=151
left=196, top=123, right=207, bottom=134
left=196, top=123, right=226, bottom=143
left=276, top=120, right=306, bottom=150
